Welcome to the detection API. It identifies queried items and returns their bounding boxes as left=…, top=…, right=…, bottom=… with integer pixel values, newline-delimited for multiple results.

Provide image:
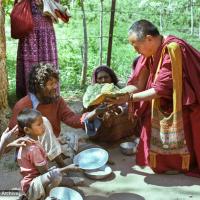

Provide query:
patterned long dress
left=16, top=0, right=58, bottom=98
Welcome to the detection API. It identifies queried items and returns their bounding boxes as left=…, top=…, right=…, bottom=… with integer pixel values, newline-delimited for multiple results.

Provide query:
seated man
left=9, top=63, right=84, bottom=167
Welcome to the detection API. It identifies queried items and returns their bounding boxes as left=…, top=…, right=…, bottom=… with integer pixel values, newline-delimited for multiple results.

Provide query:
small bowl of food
left=120, top=141, right=137, bottom=156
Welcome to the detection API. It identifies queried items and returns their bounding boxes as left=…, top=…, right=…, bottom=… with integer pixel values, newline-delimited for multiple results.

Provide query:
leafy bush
left=5, top=0, right=200, bottom=101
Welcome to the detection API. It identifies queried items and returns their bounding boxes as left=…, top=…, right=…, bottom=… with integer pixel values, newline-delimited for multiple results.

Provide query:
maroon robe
left=128, top=35, right=200, bottom=177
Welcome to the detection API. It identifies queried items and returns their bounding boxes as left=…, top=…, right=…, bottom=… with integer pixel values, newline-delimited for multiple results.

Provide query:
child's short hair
left=17, top=108, right=42, bottom=132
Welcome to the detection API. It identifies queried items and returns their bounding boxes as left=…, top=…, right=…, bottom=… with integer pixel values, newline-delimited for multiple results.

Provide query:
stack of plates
left=73, top=148, right=112, bottom=180
left=84, top=164, right=112, bottom=180
left=73, top=148, right=109, bottom=170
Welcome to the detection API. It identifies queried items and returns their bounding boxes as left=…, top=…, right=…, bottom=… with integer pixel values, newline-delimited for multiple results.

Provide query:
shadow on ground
left=84, top=193, right=145, bottom=200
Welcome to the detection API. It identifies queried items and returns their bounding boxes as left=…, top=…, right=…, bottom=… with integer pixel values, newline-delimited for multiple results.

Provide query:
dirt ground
left=1, top=101, right=200, bottom=200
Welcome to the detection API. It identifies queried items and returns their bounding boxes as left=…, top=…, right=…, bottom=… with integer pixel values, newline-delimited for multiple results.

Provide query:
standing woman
left=15, top=0, right=58, bottom=98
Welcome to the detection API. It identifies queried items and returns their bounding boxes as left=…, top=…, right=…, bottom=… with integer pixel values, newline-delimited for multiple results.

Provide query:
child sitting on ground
left=16, top=108, right=83, bottom=200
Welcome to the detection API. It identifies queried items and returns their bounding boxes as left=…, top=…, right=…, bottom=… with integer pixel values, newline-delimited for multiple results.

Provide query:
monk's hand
left=105, top=93, right=130, bottom=105
left=7, top=136, right=35, bottom=148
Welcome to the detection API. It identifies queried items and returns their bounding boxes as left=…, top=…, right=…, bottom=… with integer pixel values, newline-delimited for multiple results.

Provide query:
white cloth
left=27, top=174, right=45, bottom=200
left=43, top=0, right=71, bottom=23
left=38, top=117, right=78, bottom=160
left=27, top=170, right=62, bottom=200
left=38, top=117, right=62, bottom=161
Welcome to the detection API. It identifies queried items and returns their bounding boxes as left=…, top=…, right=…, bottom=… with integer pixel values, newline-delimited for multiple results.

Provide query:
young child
left=16, top=108, right=83, bottom=200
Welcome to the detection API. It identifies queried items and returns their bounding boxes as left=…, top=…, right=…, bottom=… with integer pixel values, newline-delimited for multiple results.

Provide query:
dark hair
left=92, top=65, right=118, bottom=85
left=17, top=108, right=42, bottom=132
left=129, top=19, right=160, bottom=40
left=28, top=63, right=59, bottom=94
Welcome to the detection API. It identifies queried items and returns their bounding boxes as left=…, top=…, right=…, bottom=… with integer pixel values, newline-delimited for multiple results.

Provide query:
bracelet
left=97, top=114, right=104, bottom=119
left=115, top=106, right=124, bottom=116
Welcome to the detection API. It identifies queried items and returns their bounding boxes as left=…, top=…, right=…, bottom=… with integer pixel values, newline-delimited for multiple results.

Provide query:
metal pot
left=120, top=141, right=137, bottom=155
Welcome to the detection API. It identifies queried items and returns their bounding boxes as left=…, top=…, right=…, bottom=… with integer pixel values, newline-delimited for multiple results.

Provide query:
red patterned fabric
left=16, top=0, right=58, bottom=98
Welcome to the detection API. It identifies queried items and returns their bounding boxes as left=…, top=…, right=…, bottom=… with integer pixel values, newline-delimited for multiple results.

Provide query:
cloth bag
left=149, top=42, right=190, bottom=173
left=10, top=0, right=33, bottom=39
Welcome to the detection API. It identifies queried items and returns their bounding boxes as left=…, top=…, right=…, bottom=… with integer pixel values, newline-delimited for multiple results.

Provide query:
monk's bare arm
left=130, top=88, right=159, bottom=102
left=104, top=67, right=151, bottom=105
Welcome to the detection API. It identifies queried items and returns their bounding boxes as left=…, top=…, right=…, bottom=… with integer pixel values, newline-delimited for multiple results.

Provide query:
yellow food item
left=83, top=83, right=133, bottom=108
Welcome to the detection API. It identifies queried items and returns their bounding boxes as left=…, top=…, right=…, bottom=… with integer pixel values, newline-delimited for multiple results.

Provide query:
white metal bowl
left=73, top=148, right=109, bottom=170
left=49, top=187, right=83, bottom=200
left=120, top=141, right=137, bottom=155
left=84, top=164, right=112, bottom=180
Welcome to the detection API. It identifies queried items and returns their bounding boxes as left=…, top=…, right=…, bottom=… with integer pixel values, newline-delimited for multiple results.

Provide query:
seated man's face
left=97, top=71, right=112, bottom=84
left=42, top=77, right=58, bottom=100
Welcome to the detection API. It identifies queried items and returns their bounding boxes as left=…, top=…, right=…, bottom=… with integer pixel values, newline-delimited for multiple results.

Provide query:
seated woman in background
left=82, top=65, right=139, bottom=143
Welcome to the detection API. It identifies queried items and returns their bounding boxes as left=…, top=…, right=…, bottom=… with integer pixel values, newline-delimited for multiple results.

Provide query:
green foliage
left=3, top=0, right=13, bottom=15
left=3, top=0, right=12, bottom=6
left=4, top=0, right=200, bottom=100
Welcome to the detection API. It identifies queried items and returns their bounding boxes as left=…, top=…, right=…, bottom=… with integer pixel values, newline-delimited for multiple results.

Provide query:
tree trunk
left=0, top=4, right=9, bottom=133
left=80, top=0, right=88, bottom=87
left=99, top=0, right=103, bottom=65
left=0, top=5, right=7, bottom=109
left=107, top=0, right=116, bottom=67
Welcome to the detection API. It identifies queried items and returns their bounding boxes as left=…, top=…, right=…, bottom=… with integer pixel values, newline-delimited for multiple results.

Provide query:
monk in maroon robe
left=106, top=20, right=200, bottom=177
